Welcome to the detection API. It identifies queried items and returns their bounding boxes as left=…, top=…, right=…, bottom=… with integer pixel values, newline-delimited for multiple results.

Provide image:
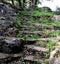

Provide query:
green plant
left=31, top=10, right=41, bottom=16
left=30, top=34, right=39, bottom=39
left=34, top=61, right=42, bottom=64
left=46, top=39, right=56, bottom=50
left=23, top=35, right=29, bottom=40
left=44, top=59, right=49, bottom=64
left=17, top=31, right=22, bottom=38
left=37, top=26, right=43, bottom=30
left=41, top=19, right=54, bottom=25
left=30, top=17, right=36, bottom=23
left=31, top=10, right=54, bottom=16
left=36, top=41, right=46, bottom=47
left=16, top=13, right=22, bottom=27
left=48, top=30, right=60, bottom=37
left=40, top=19, right=60, bottom=26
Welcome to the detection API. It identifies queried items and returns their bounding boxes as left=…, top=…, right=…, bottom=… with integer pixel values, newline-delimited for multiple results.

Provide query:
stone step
left=21, top=23, right=60, bottom=30
left=0, top=53, right=22, bottom=60
left=24, top=45, right=48, bottom=52
left=24, top=37, right=60, bottom=42
left=21, top=31, right=43, bottom=34
left=25, top=37, right=53, bottom=41
left=20, top=30, right=60, bottom=36
left=0, top=53, right=22, bottom=63
left=24, top=55, right=44, bottom=62
left=0, top=36, right=60, bottom=42
left=34, top=23, right=60, bottom=30
left=4, top=36, right=60, bottom=43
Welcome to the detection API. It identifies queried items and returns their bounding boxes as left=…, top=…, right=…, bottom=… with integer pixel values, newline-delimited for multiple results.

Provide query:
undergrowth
left=46, top=39, right=56, bottom=50
left=31, top=10, right=54, bottom=16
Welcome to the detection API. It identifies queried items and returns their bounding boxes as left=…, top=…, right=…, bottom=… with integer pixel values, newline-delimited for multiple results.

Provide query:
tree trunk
left=23, top=0, right=25, bottom=7
left=18, top=0, right=22, bottom=6
left=35, top=0, right=38, bottom=6
left=0, top=0, right=4, bottom=3
left=11, top=0, right=14, bottom=5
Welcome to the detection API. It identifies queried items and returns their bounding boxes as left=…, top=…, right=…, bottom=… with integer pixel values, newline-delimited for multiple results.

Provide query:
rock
left=0, top=3, right=16, bottom=37
left=3, top=27, right=18, bottom=37
left=0, top=53, right=22, bottom=59
left=24, top=55, right=43, bottom=62
left=50, top=58, right=60, bottom=64
left=41, top=7, right=52, bottom=12
left=0, top=53, right=22, bottom=63
left=0, top=3, right=16, bottom=28
left=52, top=15, right=60, bottom=21
left=0, top=3, right=16, bottom=17
left=50, top=44, right=60, bottom=64
left=0, top=25, right=18, bottom=37
left=24, top=45, right=48, bottom=52
left=0, top=37, right=24, bottom=53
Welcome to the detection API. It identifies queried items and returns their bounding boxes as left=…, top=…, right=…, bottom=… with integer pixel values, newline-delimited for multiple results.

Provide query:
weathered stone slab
left=24, top=55, right=43, bottom=62
left=24, top=45, right=48, bottom=52
left=50, top=58, right=60, bottom=64
left=52, top=15, right=60, bottom=21
left=0, top=37, right=24, bottom=53
left=0, top=53, right=22, bottom=59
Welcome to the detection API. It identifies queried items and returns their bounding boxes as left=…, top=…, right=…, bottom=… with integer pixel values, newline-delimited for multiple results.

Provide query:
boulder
left=0, top=3, right=16, bottom=16
left=52, top=15, right=60, bottom=21
left=0, top=3, right=16, bottom=27
left=0, top=27, right=18, bottom=37
left=0, top=37, right=24, bottom=53
left=41, top=7, right=52, bottom=12
left=50, top=58, right=60, bottom=64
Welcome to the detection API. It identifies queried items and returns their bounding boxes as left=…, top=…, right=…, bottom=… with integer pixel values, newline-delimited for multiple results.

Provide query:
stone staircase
left=0, top=8, right=60, bottom=64
left=17, top=15, right=60, bottom=64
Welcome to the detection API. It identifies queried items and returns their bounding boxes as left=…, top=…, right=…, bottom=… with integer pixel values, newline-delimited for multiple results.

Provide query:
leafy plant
left=30, top=17, right=36, bottom=23
left=34, top=61, right=42, bottom=64
left=16, top=13, right=22, bottom=27
left=44, top=59, right=49, bottom=64
left=30, top=34, right=39, bottom=39
left=36, top=41, right=46, bottom=47
left=17, top=31, right=22, bottom=38
left=31, top=10, right=41, bottom=16
left=46, top=39, right=56, bottom=50
left=41, top=19, right=54, bottom=25
left=40, top=19, right=60, bottom=26
left=31, top=10, right=54, bottom=16
left=23, top=35, right=29, bottom=40
left=49, top=30, right=60, bottom=37
left=37, top=26, right=43, bottom=31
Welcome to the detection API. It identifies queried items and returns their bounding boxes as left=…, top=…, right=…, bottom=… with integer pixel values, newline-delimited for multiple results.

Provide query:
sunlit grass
left=31, top=10, right=54, bottom=16
left=41, top=19, right=60, bottom=26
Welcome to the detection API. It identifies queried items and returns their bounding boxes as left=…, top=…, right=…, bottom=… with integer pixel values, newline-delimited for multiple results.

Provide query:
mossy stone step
left=24, top=45, right=48, bottom=52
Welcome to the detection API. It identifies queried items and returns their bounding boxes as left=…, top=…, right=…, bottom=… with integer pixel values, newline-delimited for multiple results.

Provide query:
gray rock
left=50, top=58, right=60, bottom=64
left=0, top=53, right=22, bottom=64
left=41, top=7, right=52, bottom=12
left=52, top=15, right=60, bottom=21
left=0, top=3, right=16, bottom=27
left=0, top=37, right=24, bottom=53
left=0, top=3, right=16, bottom=16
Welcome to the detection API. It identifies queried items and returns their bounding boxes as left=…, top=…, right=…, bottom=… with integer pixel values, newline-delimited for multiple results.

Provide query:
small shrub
left=34, top=61, right=42, bottom=64
left=46, top=39, right=56, bottom=50
left=36, top=41, right=46, bottom=47
left=44, top=59, right=49, bottom=64
left=30, top=34, right=39, bottom=39
left=37, top=26, right=44, bottom=30
left=17, top=31, right=22, bottom=38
